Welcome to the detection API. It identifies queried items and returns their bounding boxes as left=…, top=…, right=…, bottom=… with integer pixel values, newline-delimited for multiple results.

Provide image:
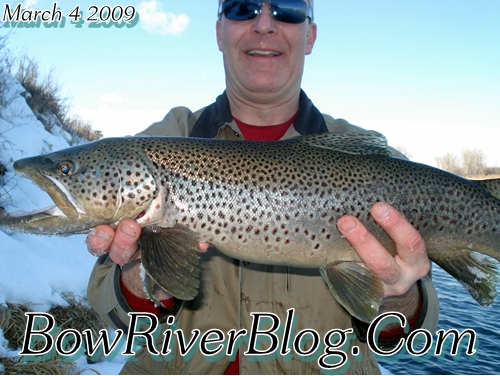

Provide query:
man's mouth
left=247, top=50, right=280, bottom=56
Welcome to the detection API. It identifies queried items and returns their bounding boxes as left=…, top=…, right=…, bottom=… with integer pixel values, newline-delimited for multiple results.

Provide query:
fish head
left=3, top=138, right=158, bottom=235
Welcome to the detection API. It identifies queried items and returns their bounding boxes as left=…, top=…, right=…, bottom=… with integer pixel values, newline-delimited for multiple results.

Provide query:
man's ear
left=216, top=20, right=224, bottom=52
left=305, top=22, right=317, bottom=55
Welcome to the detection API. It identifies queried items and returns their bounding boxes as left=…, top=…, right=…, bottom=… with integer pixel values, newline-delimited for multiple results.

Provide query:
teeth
left=248, top=50, right=280, bottom=56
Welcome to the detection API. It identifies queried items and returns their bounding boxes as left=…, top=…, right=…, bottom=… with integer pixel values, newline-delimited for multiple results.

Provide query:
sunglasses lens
left=270, top=0, right=309, bottom=24
left=221, top=0, right=311, bottom=24
left=222, top=0, right=261, bottom=21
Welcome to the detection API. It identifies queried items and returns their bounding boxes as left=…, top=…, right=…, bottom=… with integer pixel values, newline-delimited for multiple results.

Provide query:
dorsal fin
left=299, top=132, right=391, bottom=156
left=472, top=178, right=500, bottom=200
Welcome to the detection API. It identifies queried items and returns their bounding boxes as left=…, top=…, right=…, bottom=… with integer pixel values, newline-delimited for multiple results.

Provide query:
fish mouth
left=13, top=162, right=82, bottom=221
left=39, top=172, right=85, bottom=220
left=0, top=168, right=91, bottom=235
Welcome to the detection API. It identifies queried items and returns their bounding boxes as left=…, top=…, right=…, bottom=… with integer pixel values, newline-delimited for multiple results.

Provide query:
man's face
left=216, top=2, right=317, bottom=102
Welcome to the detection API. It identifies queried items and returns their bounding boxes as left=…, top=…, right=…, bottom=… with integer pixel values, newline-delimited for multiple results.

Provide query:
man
left=87, top=0, right=439, bottom=373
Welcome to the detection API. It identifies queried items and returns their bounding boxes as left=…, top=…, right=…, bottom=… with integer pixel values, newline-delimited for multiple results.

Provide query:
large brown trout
left=1, top=132, right=499, bottom=322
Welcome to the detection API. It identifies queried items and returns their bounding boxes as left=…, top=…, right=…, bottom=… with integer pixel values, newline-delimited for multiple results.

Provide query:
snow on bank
left=0, top=74, right=97, bottom=309
left=0, top=74, right=122, bottom=373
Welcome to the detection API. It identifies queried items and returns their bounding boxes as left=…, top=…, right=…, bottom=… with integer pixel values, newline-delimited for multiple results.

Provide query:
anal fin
left=430, top=249, right=498, bottom=306
left=140, top=224, right=200, bottom=301
left=320, top=263, right=384, bottom=323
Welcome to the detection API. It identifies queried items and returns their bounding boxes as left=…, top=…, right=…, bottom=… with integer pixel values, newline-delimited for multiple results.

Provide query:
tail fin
left=429, top=249, right=498, bottom=306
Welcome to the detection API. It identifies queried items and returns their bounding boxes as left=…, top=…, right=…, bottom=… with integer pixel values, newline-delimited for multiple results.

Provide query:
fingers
left=88, top=220, right=210, bottom=265
left=337, top=210, right=399, bottom=283
left=337, top=202, right=430, bottom=296
left=198, top=241, right=210, bottom=253
left=86, top=219, right=142, bottom=266
left=109, top=219, right=142, bottom=266
left=86, top=225, right=115, bottom=256
left=370, top=202, right=428, bottom=266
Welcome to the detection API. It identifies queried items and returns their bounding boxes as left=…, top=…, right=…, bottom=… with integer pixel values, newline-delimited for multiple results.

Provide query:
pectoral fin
left=140, top=225, right=200, bottom=301
left=320, top=263, right=384, bottom=323
left=429, top=249, right=498, bottom=306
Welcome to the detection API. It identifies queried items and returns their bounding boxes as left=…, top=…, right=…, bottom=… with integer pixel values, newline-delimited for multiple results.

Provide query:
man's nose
left=251, top=4, right=277, bottom=34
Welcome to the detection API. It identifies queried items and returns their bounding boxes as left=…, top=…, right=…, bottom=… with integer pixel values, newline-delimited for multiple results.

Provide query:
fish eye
left=58, top=162, right=74, bottom=176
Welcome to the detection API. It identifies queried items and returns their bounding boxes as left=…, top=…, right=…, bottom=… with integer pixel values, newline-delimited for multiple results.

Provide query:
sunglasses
left=218, top=0, right=312, bottom=24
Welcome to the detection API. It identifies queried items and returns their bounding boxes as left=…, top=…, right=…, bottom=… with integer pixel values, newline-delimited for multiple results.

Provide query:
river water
left=378, top=264, right=500, bottom=375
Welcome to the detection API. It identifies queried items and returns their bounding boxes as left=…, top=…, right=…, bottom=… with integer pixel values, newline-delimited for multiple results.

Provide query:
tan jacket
left=87, top=92, right=439, bottom=374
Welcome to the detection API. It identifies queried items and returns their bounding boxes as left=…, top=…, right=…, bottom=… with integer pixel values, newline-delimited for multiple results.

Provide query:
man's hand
left=86, top=220, right=210, bottom=300
left=86, top=219, right=210, bottom=266
left=337, top=202, right=430, bottom=320
left=337, top=202, right=430, bottom=298
left=86, top=219, right=142, bottom=265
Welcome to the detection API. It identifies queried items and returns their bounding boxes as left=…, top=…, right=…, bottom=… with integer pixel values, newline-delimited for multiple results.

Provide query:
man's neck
left=226, top=88, right=301, bottom=126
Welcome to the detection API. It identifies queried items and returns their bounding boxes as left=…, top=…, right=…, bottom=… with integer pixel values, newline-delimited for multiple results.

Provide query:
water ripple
left=379, top=265, right=500, bottom=375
